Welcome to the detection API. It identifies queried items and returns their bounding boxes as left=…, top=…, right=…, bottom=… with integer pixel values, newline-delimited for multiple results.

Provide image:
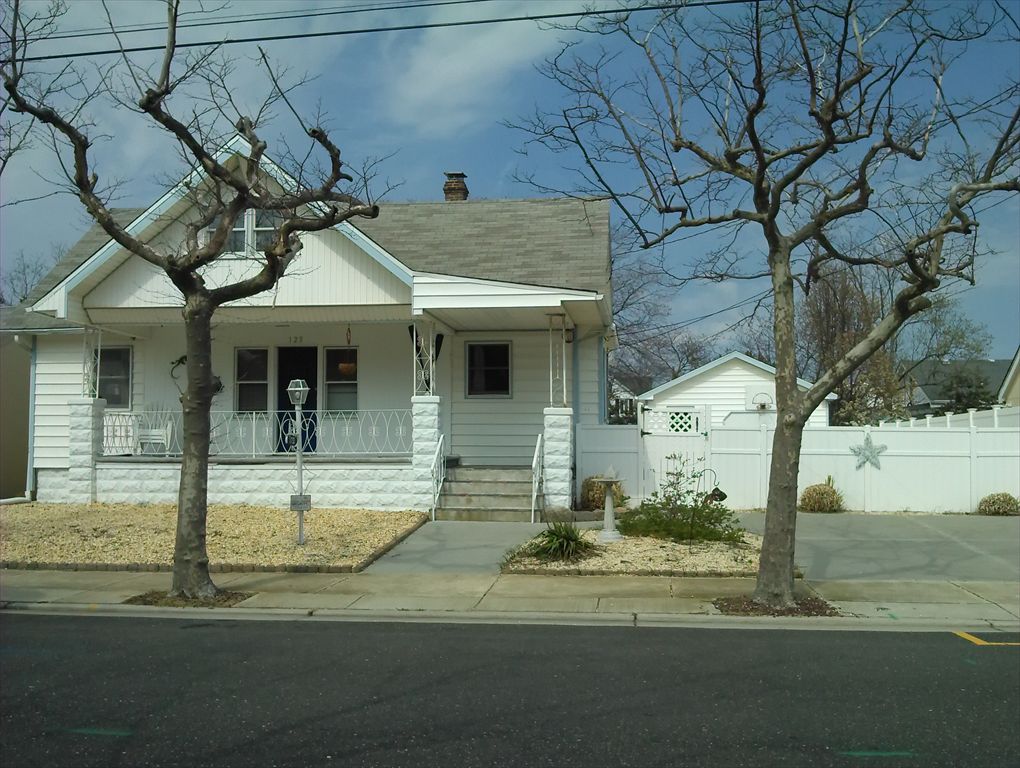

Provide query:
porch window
left=325, top=348, right=358, bottom=411
left=96, top=347, right=132, bottom=409
left=235, top=348, right=269, bottom=412
left=466, top=342, right=511, bottom=397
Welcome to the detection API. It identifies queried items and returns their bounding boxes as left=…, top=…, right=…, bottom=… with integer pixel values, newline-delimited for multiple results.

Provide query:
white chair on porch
left=135, top=421, right=174, bottom=456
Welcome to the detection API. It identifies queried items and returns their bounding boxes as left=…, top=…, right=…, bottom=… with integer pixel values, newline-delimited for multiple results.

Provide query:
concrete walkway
left=2, top=568, right=1017, bottom=631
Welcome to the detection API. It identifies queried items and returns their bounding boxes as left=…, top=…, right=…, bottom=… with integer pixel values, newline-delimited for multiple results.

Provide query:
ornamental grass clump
left=527, top=522, right=597, bottom=562
left=975, top=492, right=1020, bottom=516
left=798, top=476, right=845, bottom=513
left=617, top=455, right=743, bottom=543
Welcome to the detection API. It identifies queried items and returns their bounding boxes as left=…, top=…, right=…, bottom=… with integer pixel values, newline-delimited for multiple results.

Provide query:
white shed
left=636, top=351, right=834, bottom=428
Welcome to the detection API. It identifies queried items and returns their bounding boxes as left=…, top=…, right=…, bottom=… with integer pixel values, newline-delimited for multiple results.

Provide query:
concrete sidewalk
left=2, top=568, right=1017, bottom=631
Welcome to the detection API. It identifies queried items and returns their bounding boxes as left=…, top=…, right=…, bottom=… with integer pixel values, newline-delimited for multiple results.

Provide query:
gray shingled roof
left=907, top=358, right=1013, bottom=405
left=0, top=208, right=145, bottom=333
left=352, top=197, right=611, bottom=293
left=0, top=198, right=610, bottom=335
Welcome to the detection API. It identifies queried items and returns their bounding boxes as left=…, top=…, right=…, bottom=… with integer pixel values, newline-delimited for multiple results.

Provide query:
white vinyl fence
left=576, top=406, right=1020, bottom=513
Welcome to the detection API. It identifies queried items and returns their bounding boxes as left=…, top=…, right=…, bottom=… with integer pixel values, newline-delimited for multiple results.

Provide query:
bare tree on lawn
left=2, top=0, right=379, bottom=598
left=514, top=0, right=1020, bottom=606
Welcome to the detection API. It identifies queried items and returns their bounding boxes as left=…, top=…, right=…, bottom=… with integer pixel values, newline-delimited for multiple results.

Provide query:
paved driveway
left=738, top=512, right=1020, bottom=581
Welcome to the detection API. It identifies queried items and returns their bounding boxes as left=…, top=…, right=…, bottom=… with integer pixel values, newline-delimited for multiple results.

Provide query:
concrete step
left=434, top=507, right=535, bottom=522
left=445, top=467, right=532, bottom=482
left=440, top=492, right=536, bottom=510
left=443, top=479, right=534, bottom=495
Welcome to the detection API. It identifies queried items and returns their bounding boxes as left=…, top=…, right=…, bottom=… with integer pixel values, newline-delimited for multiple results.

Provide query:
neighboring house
left=608, top=380, right=638, bottom=423
left=0, top=333, right=30, bottom=498
left=636, top=351, right=834, bottom=430
left=998, top=347, right=1020, bottom=406
left=1, top=137, right=612, bottom=518
left=904, top=357, right=1013, bottom=416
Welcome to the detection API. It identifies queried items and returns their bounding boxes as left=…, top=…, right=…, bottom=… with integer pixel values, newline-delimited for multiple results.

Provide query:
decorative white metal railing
left=429, top=434, right=445, bottom=521
left=531, top=433, right=544, bottom=523
left=102, top=409, right=413, bottom=457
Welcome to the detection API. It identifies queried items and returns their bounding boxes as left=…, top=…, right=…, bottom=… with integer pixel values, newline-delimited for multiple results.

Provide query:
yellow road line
left=954, top=631, right=1020, bottom=647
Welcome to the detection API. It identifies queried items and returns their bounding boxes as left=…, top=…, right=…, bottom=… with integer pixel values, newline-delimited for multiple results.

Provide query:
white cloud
left=374, top=1, right=582, bottom=140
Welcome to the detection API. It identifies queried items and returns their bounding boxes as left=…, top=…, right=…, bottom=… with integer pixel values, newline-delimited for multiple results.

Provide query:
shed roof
left=637, top=351, right=837, bottom=400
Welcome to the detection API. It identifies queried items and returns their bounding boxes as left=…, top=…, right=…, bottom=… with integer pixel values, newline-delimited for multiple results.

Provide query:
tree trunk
left=170, top=298, right=219, bottom=598
left=753, top=415, right=805, bottom=607
left=753, top=243, right=805, bottom=608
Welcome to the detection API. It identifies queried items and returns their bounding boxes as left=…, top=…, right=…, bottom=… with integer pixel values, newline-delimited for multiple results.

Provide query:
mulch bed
left=123, top=590, right=254, bottom=608
left=713, top=596, right=841, bottom=617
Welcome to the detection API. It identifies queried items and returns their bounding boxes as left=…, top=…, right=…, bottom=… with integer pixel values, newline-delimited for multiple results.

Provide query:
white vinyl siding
left=82, top=228, right=409, bottom=310
left=450, top=331, right=574, bottom=465
left=32, top=335, right=85, bottom=468
left=575, top=333, right=601, bottom=425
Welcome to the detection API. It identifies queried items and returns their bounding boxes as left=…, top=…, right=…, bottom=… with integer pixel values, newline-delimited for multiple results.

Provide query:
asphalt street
left=1, top=614, right=1017, bottom=768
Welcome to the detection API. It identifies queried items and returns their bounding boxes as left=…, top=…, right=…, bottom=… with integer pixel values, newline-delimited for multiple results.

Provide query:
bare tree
left=0, top=248, right=59, bottom=305
left=2, top=0, right=379, bottom=597
left=516, top=0, right=1020, bottom=606
left=739, top=266, right=990, bottom=424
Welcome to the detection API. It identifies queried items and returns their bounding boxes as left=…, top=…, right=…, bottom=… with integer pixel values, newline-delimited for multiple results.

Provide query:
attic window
left=211, top=210, right=286, bottom=254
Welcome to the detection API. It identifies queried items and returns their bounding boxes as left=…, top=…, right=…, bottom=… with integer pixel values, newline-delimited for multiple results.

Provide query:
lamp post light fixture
left=286, top=378, right=311, bottom=545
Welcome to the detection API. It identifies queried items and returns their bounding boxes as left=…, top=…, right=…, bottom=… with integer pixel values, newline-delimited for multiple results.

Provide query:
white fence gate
left=641, top=405, right=709, bottom=496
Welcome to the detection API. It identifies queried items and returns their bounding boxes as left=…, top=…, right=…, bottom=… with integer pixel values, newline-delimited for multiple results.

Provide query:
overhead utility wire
left=37, top=0, right=502, bottom=42
left=19, top=0, right=750, bottom=63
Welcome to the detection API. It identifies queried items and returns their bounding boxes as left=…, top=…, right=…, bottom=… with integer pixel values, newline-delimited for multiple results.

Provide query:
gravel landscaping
left=0, top=502, right=426, bottom=572
left=502, top=529, right=764, bottom=576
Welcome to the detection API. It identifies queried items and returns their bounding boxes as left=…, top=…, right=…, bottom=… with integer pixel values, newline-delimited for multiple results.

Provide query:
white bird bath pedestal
left=591, top=477, right=623, bottom=544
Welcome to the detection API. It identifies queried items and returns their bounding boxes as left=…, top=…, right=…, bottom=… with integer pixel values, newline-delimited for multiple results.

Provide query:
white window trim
left=465, top=341, right=513, bottom=399
left=235, top=346, right=270, bottom=413
left=324, top=346, right=359, bottom=412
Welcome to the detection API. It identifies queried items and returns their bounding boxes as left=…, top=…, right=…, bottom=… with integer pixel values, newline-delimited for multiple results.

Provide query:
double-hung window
left=466, top=342, right=511, bottom=397
left=213, top=210, right=286, bottom=255
left=235, top=348, right=269, bottom=412
left=325, top=348, right=358, bottom=411
left=95, top=347, right=132, bottom=409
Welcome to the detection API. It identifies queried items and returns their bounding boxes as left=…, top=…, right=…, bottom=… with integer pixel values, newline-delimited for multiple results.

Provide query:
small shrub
left=975, top=492, right=1020, bottom=516
left=580, top=476, right=626, bottom=510
left=799, top=476, right=844, bottom=513
left=528, top=522, right=596, bottom=562
left=617, top=455, right=743, bottom=543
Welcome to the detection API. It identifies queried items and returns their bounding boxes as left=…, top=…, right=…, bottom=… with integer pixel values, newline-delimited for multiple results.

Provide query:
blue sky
left=2, top=0, right=1017, bottom=358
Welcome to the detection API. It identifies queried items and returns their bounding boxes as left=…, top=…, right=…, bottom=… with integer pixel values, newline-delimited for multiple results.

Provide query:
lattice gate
left=640, top=405, right=710, bottom=494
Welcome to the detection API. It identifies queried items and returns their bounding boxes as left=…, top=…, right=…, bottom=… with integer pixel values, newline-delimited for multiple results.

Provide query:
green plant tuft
left=975, top=492, right=1020, bottom=516
left=799, top=475, right=844, bottom=513
left=617, top=455, right=743, bottom=543
left=527, top=521, right=597, bottom=562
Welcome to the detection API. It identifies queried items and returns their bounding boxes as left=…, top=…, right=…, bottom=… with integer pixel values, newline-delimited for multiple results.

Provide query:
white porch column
left=411, top=395, right=441, bottom=511
left=67, top=397, right=105, bottom=503
left=543, top=406, right=574, bottom=512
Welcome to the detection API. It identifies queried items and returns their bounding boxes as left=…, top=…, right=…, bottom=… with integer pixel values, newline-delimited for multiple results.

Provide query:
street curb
left=4, top=600, right=1017, bottom=633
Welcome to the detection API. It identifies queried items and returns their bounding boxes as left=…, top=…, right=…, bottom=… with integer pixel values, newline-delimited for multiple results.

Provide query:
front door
left=277, top=346, right=318, bottom=452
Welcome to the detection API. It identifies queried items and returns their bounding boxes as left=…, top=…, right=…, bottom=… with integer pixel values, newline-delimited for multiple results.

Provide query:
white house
left=636, top=351, right=834, bottom=430
left=2, top=138, right=612, bottom=520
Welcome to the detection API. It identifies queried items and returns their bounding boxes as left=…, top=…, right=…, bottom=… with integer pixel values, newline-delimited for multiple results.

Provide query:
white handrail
left=531, top=433, right=544, bottom=523
left=429, top=434, right=445, bottom=521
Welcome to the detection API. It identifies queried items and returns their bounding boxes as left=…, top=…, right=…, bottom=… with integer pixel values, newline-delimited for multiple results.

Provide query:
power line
left=18, top=0, right=750, bottom=63
left=38, top=0, right=502, bottom=42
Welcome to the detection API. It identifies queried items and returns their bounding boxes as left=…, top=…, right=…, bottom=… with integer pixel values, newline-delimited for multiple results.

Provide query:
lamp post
left=286, top=378, right=311, bottom=545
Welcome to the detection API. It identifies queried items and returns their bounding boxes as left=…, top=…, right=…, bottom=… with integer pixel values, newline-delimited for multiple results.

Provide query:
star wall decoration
left=850, top=433, right=887, bottom=470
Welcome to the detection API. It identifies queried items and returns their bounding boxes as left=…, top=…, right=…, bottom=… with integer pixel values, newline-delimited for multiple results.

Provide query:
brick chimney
left=443, top=171, right=469, bottom=201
